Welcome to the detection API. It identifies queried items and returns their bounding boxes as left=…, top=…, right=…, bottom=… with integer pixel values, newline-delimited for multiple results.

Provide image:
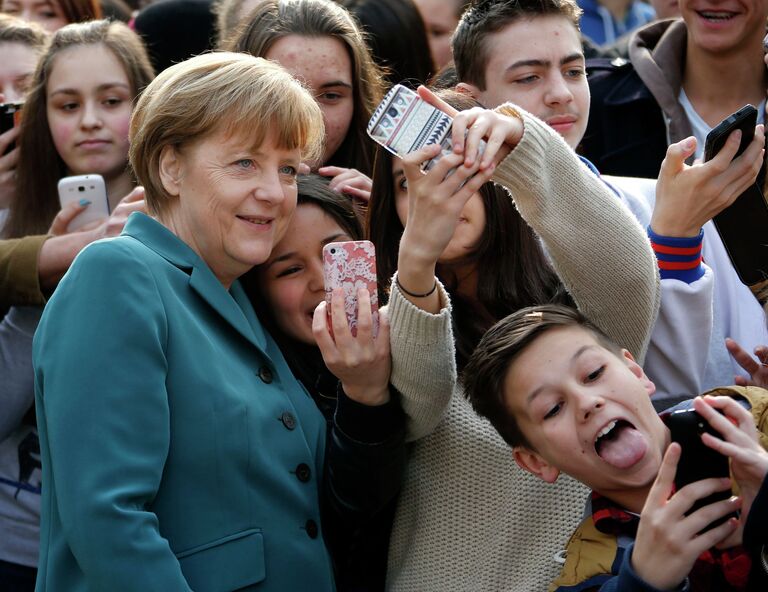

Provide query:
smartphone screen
left=322, top=240, right=379, bottom=338
left=703, top=104, right=768, bottom=287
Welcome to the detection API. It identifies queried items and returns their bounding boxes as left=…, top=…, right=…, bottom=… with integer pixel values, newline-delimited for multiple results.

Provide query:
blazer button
left=295, top=463, right=311, bottom=483
left=258, top=366, right=273, bottom=384
left=280, top=412, right=296, bottom=430
left=305, top=519, right=319, bottom=539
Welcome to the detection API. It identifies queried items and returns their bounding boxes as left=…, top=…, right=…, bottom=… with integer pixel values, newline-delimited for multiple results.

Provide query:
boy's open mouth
left=594, top=419, right=647, bottom=470
left=697, top=10, right=737, bottom=23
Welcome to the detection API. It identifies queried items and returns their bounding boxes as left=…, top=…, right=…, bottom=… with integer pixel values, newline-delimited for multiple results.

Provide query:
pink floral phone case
left=322, top=240, right=379, bottom=337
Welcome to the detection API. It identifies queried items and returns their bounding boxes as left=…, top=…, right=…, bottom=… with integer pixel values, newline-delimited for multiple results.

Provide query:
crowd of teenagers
left=1, top=0, right=768, bottom=591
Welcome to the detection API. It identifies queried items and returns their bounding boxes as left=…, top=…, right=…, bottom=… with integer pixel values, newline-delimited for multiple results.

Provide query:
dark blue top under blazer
left=33, top=213, right=335, bottom=592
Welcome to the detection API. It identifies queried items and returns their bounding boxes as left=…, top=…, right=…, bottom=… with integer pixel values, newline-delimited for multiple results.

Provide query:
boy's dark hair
left=464, top=304, right=621, bottom=449
left=452, top=0, right=582, bottom=90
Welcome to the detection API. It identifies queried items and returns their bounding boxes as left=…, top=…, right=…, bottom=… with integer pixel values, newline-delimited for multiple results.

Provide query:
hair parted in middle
left=463, top=303, right=622, bottom=450
left=129, top=52, right=325, bottom=217
left=6, top=19, right=154, bottom=238
left=222, top=0, right=385, bottom=175
left=0, top=13, right=48, bottom=47
left=452, top=0, right=582, bottom=90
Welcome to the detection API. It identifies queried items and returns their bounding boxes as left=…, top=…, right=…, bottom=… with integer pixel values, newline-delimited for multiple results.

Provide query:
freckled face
left=266, top=35, right=354, bottom=167
left=257, top=203, right=351, bottom=344
left=46, top=45, right=133, bottom=179
left=0, top=42, right=38, bottom=102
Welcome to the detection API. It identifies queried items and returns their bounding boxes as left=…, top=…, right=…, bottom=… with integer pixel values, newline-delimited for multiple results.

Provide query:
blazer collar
left=122, top=213, right=268, bottom=352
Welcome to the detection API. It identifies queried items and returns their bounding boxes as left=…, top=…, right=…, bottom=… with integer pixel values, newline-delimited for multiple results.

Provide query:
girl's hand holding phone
left=313, top=288, right=391, bottom=407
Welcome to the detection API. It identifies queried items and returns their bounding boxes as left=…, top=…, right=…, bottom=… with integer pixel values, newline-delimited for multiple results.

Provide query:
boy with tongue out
left=464, top=304, right=768, bottom=592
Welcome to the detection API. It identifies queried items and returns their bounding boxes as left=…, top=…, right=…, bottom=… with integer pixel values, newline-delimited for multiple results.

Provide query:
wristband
left=396, top=275, right=437, bottom=298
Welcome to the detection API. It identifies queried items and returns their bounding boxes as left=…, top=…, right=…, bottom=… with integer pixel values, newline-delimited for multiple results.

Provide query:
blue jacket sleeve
left=34, top=240, right=191, bottom=591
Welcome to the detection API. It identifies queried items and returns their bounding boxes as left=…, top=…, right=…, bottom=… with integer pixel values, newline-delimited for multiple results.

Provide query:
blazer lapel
left=188, top=265, right=263, bottom=352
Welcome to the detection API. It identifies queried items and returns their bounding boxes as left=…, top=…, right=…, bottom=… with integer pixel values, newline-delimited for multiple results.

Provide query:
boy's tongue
left=597, top=423, right=647, bottom=469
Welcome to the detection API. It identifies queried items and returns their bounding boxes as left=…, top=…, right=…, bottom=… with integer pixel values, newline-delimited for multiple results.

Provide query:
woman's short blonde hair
left=129, top=51, right=324, bottom=216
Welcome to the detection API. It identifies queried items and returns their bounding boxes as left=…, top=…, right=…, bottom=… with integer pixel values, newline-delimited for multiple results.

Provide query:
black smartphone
left=664, top=408, right=734, bottom=529
left=703, top=104, right=768, bottom=287
left=0, top=102, right=23, bottom=156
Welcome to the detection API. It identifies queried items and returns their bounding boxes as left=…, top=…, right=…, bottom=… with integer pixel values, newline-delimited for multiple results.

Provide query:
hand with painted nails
left=317, top=166, right=372, bottom=203
left=652, top=126, right=765, bottom=238
left=632, top=442, right=741, bottom=590
left=313, top=287, right=391, bottom=407
left=726, top=338, right=768, bottom=389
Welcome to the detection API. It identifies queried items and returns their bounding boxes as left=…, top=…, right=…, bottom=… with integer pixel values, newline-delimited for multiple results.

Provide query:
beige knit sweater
left=385, top=108, right=661, bottom=591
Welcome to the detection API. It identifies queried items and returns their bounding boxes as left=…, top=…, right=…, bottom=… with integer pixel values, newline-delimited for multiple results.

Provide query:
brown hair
left=452, top=0, right=581, bottom=90
left=0, top=13, right=48, bottom=46
left=1, top=0, right=102, bottom=24
left=223, top=0, right=385, bottom=174
left=464, top=304, right=622, bottom=449
left=129, top=51, right=325, bottom=216
left=5, top=19, right=153, bottom=238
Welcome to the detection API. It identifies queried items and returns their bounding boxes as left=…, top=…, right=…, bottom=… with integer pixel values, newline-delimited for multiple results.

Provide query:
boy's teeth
left=596, top=420, right=617, bottom=441
left=700, top=11, right=733, bottom=19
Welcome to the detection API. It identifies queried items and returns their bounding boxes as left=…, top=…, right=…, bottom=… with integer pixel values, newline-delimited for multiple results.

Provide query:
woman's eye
left=543, top=402, right=562, bottom=420
left=279, top=165, right=298, bottom=177
left=396, top=177, right=408, bottom=191
left=103, top=97, right=124, bottom=107
left=59, top=102, right=78, bottom=111
left=236, top=159, right=253, bottom=169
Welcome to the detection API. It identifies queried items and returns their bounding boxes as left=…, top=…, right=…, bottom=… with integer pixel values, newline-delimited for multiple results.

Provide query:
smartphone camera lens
left=78, top=186, right=85, bottom=192
left=387, top=107, right=398, bottom=117
left=330, top=248, right=336, bottom=254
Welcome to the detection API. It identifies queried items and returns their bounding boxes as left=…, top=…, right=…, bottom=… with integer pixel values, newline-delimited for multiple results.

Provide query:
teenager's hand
left=652, top=127, right=765, bottom=237
left=726, top=338, right=768, bottom=389
left=415, top=85, right=524, bottom=170
left=317, top=166, right=372, bottom=203
left=0, top=125, right=19, bottom=209
left=632, top=443, right=740, bottom=590
left=694, top=395, right=768, bottom=526
left=313, top=288, right=391, bottom=406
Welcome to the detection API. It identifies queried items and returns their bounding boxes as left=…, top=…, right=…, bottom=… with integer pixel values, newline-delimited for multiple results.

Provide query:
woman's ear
left=622, top=349, right=656, bottom=397
left=158, top=145, right=182, bottom=197
left=513, top=447, right=560, bottom=483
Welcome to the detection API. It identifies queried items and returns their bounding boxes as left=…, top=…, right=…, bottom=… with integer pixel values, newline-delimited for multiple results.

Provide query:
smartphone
left=664, top=408, right=735, bottom=529
left=703, top=104, right=768, bottom=287
left=57, top=174, right=110, bottom=232
left=368, top=84, right=481, bottom=171
left=322, top=240, right=379, bottom=338
left=1, top=102, right=23, bottom=155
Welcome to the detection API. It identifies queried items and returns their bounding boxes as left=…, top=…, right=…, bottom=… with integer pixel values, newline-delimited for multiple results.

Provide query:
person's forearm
left=37, top=230, right=94, bottom=293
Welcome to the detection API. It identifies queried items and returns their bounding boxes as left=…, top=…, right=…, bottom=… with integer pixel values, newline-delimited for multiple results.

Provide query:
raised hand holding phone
left=57, top=174, right=110, bottom=232
left=313, top=287, right=391, bottom=407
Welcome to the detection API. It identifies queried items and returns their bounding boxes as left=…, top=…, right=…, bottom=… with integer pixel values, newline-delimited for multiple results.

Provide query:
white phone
left=57, top=174, right=110, bottom=232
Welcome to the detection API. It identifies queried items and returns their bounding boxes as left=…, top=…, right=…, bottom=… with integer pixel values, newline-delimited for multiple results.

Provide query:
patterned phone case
left=367, top=84, right=454, bottom=171
left=323, top=240, right=379, bottom=338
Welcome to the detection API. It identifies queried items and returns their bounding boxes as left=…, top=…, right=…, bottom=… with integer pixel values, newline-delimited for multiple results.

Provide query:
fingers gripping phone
left=57, top=174, right=110, bottom=232
left=664, top=408, right=735, bottom=529
left=367, top=84, right=484, bottom=171
left=1, top=102, right=23, bottom=156
left=322, top=240, right=379, bottom=338
left=703, top=104, right=768, bottom=287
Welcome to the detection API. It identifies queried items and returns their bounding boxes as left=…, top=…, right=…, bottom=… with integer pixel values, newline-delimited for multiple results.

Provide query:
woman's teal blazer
left=32, top=213, right=335, bottom=592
